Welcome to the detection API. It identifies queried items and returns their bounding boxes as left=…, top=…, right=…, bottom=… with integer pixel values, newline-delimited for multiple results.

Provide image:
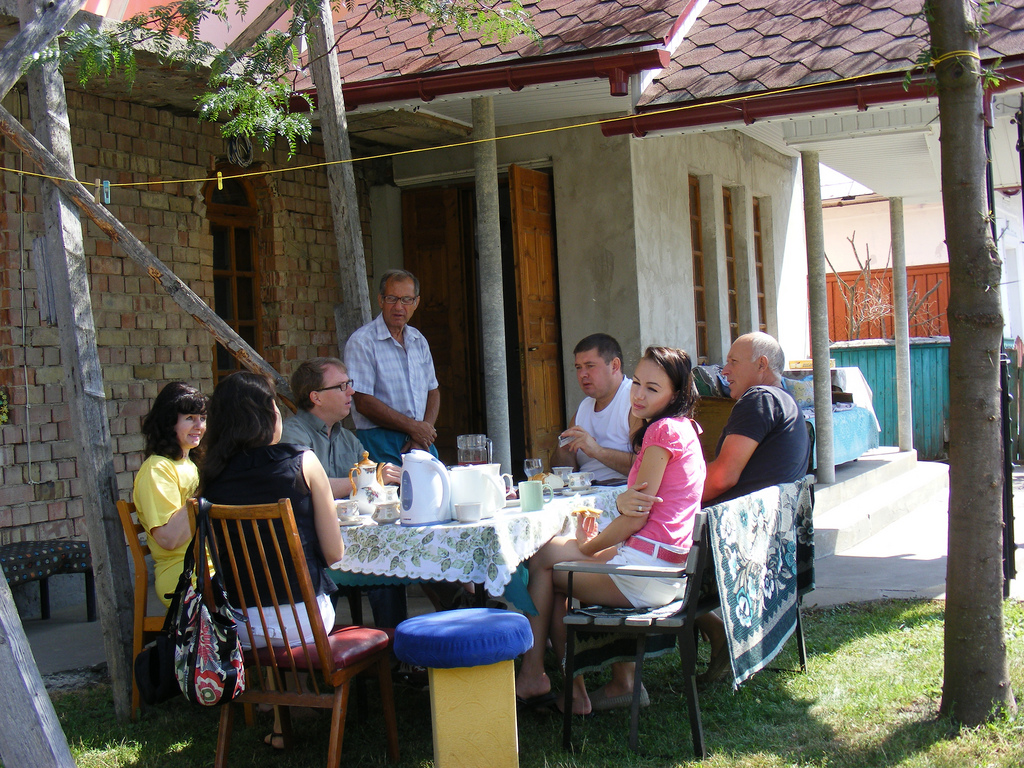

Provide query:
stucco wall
left=390, top=116, right=804, bottom=403
left=997, top=194, right=1024, bottom=340
left=0, top=85, right=357, bottom=549
left=823, top=199, right=948, bottom=269
left=629, top=130, right=799, bottom=364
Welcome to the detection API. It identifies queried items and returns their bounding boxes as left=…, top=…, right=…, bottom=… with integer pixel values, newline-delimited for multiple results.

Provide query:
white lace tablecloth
left=333, top=495, right=614, bottom=597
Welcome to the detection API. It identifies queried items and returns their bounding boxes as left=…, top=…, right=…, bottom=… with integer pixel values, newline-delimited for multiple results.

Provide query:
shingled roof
left=326, top=0, right=1024, bottom=113
left=637, top=0, right=1024, bottom=108
left=331, top=0, right=689, bottom=83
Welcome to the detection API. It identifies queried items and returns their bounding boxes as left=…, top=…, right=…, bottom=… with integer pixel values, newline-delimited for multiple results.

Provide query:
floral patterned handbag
left=167, top=498, right=247, bottom=706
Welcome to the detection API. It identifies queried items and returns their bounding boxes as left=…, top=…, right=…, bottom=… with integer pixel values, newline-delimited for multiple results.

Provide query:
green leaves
left=376, top=0, right=536, bottom=43
left=49, top=0, right=535, bottom=158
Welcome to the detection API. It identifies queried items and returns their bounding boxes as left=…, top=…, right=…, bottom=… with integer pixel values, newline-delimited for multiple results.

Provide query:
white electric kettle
left=400, top=450, right=452, bottom=525
left=449, top=464, right=512, bottom=520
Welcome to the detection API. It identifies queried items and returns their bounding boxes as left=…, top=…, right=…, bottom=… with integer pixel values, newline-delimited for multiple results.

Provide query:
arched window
left=204, top=171, right=262, bottom=383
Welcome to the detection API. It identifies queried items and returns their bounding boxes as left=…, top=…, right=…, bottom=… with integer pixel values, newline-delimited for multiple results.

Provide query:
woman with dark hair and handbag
left=200, top=371, right=342, bottom=747
left=134, top=381, right=208, bottom=606
left=201, top=371, right=342, bottom=646
left=514, top=346, right=706, bottom=715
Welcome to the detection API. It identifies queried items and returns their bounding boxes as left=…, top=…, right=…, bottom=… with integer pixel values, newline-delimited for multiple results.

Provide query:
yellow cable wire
left=931, top=50, right=981, bottom=65
left=0, top=54, right=1004, bottom=191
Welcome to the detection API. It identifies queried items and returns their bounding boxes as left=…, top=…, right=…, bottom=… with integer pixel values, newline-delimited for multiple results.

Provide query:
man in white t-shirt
left=551, top=334, right=641, bottom=483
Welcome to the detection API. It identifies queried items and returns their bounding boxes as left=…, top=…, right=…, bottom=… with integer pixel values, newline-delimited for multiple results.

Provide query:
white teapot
left=349, top=451, right=386, bottom=516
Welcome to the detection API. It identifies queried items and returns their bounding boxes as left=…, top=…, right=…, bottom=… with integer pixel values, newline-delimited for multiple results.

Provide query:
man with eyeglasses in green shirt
left=344, top=269, right=441, bottom=466
left=280, top=357, right=401, bottom=498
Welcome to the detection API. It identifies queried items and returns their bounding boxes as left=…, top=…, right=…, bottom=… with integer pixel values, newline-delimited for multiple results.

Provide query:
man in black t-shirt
left=697, top=332, right=810, bottom=682
left=702, top=333, right=810, bottom=506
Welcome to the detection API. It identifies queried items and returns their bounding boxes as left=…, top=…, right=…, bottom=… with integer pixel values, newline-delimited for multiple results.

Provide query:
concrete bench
left=0, top=540, right=96, bottom=622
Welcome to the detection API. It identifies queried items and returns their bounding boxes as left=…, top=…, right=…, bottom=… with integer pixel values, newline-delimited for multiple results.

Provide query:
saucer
left=339, top=517, right=364, bottom=526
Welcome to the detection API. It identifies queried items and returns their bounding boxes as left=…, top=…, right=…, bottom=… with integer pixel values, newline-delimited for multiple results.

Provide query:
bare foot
left=515, top=671, right=551, bottom=701
left=554, top=675, right=592, bottom=715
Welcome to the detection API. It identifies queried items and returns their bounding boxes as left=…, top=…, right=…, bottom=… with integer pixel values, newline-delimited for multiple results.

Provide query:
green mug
left=518, top=480, right=554, bottom=512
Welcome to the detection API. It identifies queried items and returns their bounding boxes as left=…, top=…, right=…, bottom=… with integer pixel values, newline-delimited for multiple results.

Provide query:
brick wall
left=0, top=84, right=370, bottom=544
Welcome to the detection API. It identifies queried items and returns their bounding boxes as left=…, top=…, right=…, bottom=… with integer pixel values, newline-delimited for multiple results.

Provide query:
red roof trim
left=602, top=58, right=1024, bottom=137
left=291, top=48, right=671, bottom=112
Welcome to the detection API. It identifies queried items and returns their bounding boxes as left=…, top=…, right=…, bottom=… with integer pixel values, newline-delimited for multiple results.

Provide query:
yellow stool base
left=428, top=659, right=519, bottom=768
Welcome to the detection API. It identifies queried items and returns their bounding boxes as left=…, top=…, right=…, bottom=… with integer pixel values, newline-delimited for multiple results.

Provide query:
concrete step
left=813, top=448, right=920, bottom=512
left=814, top=456, right=949, bottom=559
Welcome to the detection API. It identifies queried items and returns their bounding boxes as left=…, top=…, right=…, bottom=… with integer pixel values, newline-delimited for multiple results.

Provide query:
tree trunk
left=19, top=0, right=135, bottom=721
left=0, top=574, right=76, bottom=767
left=929, top=0, right=1017, bottom=724
left=306, top=2, right=372, bottom=354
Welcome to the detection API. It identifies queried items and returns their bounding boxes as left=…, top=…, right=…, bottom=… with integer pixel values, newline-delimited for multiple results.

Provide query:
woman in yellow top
left=133, top=382, right=208, bottom=605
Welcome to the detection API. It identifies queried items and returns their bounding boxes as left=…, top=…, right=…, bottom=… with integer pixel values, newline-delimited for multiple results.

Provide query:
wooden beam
left=307, top=1, right=372, bottom=353
left=349, top=108, right=473, bottom=139
left=0, top=574, right=76, bottom=767
left=0, top=102, right=295, bottom=403
left=0, top=0, right=82, bottom=99
left=19, top=0, right=135, bottom=720
left=229, top=0, right=291, bottom=51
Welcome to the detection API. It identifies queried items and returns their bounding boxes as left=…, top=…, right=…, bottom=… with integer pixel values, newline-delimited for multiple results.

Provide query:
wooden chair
left=115, top=500, right=168, bottom=720
left=555, top=510, right=711, bottom=757
left=189, top=498, right=399, bottom=768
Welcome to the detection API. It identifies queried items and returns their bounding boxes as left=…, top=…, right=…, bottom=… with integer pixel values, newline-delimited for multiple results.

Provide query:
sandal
left=697, top=648, right=731, bottom=685
left=264, top=731, right=285, bottom=750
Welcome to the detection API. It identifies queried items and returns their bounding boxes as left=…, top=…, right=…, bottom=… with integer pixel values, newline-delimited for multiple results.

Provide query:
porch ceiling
left=345, top=76, right=627, bottom=132
left=730, top=89, right=1024, bottom=204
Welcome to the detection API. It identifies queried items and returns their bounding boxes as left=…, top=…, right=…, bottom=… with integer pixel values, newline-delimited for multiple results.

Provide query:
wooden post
left=0, top=102, right=294, bottom=403
left=18, top=0, right=134, bottom=720
left=0, top=573, right=76, bottom=767
left=0, top=0, right=81, bottom=99
left=307, top=0, right=372, bottom=353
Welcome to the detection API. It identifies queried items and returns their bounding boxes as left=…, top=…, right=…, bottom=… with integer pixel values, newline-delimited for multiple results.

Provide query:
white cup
left=454, top=501, right=482, bottom=523
left=568, top=472, right=591, bottom=491
left=336, top=499, right=360, bottom=521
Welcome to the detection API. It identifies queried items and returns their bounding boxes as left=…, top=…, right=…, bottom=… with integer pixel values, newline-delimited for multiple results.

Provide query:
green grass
left=53, top=600, right=1024, bottom=767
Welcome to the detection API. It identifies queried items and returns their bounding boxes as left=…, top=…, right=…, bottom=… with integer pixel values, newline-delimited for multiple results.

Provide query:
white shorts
left=238, top=592, right=336, bottom=650
left=606, top=544, right=688, bottom=609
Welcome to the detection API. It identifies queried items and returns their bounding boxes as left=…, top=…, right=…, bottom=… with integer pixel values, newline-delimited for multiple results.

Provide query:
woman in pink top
left=515, top=346, right=706, bottom=713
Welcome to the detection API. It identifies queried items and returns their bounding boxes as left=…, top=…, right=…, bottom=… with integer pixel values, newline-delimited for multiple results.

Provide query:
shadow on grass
left=514, top=599, right=955, bottom=767
left=55, top=599, right=1021, bottom=768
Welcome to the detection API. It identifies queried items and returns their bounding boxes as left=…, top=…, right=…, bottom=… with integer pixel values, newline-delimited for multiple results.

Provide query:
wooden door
left=401, top=188, right=482, bottom=464
left=509, top=165, right=564, bottom=467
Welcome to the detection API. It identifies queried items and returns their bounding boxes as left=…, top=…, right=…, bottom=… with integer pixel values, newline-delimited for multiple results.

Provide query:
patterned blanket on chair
left=707, top=477, right=814, bottom=689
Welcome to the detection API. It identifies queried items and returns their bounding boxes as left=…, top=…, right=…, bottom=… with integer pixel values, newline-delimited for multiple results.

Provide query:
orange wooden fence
left=825, top=263, right=949, bottom=342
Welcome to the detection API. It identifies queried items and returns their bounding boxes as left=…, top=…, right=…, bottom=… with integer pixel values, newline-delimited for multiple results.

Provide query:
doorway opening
left=401, top=166, right=565, bottom=472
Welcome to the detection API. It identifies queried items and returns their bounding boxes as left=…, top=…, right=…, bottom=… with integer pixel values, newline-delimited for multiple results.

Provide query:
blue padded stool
left=395, top=608, right=531, bottom=768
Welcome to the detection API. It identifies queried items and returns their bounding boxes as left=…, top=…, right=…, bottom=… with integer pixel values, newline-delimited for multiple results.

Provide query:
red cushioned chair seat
left=254, top=625, right=391, bottom=671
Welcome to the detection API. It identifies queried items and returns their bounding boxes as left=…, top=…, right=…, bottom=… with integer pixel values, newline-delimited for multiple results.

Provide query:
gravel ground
left=43, top=663, right=110, bottom=694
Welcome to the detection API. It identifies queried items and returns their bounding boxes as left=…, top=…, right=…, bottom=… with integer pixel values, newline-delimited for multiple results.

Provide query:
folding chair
left=555, top=510, right=711, bottom=757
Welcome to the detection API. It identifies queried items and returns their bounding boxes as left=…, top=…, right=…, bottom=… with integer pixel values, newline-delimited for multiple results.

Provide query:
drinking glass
left=523, top=457, right=543, bottom=479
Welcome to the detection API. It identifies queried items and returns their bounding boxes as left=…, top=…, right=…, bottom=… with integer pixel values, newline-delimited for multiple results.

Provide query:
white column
left=801, top=152, right=834, bottom=482
left=889, top=197, right=914, bottom=452
left=472, top=97, right=512, bottom=473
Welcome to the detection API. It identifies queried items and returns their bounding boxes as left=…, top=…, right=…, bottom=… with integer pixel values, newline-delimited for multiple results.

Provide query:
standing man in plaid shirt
left=345, top=269, right=440, bottom=466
